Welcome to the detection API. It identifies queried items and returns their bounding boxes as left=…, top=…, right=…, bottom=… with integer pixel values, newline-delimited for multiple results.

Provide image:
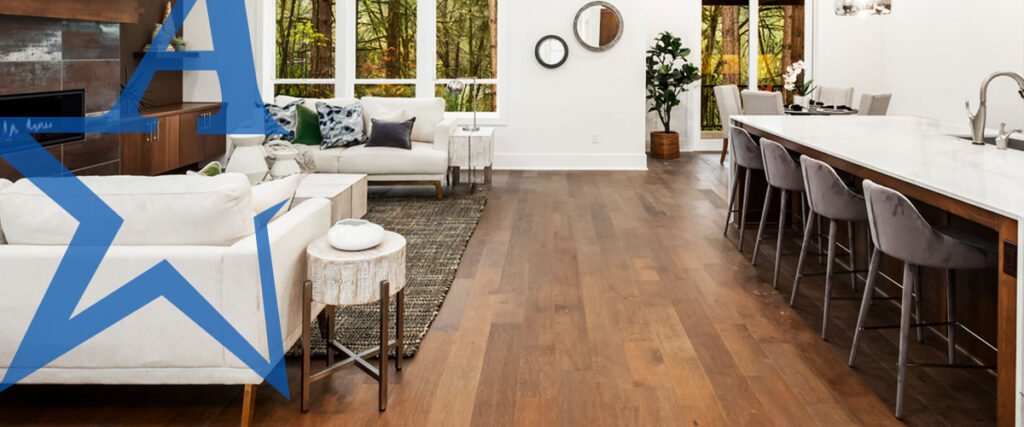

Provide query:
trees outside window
left=271, top=0, right=502, bottom=114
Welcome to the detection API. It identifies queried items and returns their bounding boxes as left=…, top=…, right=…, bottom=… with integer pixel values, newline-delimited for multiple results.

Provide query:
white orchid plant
left=783, top=60, right=816, bottom=97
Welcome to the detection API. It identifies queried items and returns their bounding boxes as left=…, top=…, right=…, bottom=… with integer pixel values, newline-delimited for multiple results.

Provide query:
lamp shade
left=835, top=0, right=891, bottom=16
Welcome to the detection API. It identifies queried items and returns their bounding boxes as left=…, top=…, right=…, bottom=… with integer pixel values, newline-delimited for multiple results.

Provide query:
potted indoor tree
left=646, top=31, right=700, bottom=159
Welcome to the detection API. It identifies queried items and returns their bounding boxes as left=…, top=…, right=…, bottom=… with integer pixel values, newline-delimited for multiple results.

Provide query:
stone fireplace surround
left=0, top=15, right=122, bottom=180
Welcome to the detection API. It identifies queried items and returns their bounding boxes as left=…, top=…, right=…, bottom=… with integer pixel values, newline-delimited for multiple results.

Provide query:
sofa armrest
left=434, top=117, right=458, bottom=155
left=223, top=197, right=331, bottom=357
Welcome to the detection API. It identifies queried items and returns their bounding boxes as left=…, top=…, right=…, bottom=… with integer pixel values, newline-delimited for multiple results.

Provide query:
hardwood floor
left=0, top=154, right=996, bottom=425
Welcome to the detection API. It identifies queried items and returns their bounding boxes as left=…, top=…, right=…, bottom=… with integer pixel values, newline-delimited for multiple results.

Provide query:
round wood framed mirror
left=573, top=1, right=623, bottom=52
left=535, top=35, right=568, bottom=69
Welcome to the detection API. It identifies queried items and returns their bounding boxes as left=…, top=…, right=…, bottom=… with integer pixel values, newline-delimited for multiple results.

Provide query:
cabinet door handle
left=154, top=122, right=160, bottom=141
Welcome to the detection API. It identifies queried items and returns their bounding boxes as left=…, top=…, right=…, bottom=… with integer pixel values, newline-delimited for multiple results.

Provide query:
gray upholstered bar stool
left=723, top=127, right=765, bottom=253
left=751, top=139, right=808, bottom=289
left=852, top=180, right=998, bottom=419
left=790, top=156, right=867, bottom=340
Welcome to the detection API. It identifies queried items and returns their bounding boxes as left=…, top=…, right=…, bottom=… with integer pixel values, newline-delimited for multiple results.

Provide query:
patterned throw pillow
left=264, top=99, right=303, bottom=143
left=317, top=102, right=368, bottom=149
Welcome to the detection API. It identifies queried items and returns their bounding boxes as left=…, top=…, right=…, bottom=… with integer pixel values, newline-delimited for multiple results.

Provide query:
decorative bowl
left=327, top=219, right=386, bottom=251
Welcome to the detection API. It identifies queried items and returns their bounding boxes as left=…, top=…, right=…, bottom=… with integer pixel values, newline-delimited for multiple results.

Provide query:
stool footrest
left=906, top=362, right=996, bottom=370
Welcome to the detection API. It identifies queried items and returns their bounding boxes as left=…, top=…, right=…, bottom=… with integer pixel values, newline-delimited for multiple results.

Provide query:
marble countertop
left=732, top=115, right=1024, bottom=221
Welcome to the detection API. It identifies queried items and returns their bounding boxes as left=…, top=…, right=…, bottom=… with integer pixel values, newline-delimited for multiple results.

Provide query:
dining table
left=732, top=114, right=1024, bottom=426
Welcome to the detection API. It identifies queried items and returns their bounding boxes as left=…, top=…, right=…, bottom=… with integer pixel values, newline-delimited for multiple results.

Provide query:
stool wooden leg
left=301, top=281, right=312, bottom=413
left=241, top=384, right=256, bottom=427
left=947, top=269, right=956, bottom=364
left=396, top=288, right=405, bottom=371
left=822, top=219, right=838, bottom=340
left=379, top=280, right=390, bottom=412
left=896, top=263, right=916, bottom=419
left=849, top=248, right=882, bottom=367
left=325, top=305, right=335, bottom=367
left=791, top=211, right=817, bottom=306
left=751, top=186, right=774, bottom=265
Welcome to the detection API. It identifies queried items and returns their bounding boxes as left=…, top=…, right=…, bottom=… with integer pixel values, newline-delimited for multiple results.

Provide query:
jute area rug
left=289, top=190, right=486, bottom=358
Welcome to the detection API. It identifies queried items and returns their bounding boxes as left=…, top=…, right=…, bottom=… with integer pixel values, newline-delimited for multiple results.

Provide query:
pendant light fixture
left=834, top=0, right=891, bottom=16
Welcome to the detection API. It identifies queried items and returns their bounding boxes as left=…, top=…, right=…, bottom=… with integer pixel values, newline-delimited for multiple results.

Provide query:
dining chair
left=857, top=93, right=892, bottom=115
left=816, top=86, right=854, bottom=107
left=714, top=85, right=742, bottom=164
left=741, top=90, right=784, bottom=116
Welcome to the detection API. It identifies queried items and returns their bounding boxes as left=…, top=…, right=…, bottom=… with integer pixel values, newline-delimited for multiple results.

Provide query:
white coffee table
left=301, top=232, right=407, bottom=413
left=293, top=174, right=368, bottom=222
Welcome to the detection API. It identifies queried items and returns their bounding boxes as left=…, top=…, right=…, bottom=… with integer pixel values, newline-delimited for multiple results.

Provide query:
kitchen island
left=732, top=115, right=1024, bottom=426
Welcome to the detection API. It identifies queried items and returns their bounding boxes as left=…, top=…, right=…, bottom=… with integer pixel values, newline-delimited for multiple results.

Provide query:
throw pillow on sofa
left=293, top=104, right=323, bottom=146
left=366, top=117, right=416, bottom=150
left=264, top=99, right=303, bottom=143
left=364, top=106, right=409, bottom=136
left=252, top=174, right=301, bottom=221
left=317, top=102, right=368, bottom=149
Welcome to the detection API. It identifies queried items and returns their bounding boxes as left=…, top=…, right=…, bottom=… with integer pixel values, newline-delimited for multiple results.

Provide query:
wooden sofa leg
left=241, top=384, right=257, bottom=427
left=434, top=181, right=443, bottom=201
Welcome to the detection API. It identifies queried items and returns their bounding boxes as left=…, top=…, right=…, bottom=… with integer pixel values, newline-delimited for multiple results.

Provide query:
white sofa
left=274, top=95, right=456, bottom=200
left=0, top=174, right=330, bottom=424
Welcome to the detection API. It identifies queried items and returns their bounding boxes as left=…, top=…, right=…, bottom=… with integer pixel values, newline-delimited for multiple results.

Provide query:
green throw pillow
left=197, top=161, right=222, bottom=176
left=293, top=104, right=323, bottom=146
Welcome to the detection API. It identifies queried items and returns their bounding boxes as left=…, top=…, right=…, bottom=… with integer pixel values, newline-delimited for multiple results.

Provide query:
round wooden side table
left=301, top=232, right=406, bottom=413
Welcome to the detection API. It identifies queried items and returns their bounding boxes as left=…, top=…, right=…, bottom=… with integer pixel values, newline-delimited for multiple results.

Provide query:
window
left=355, top=0, right=417, bottom=97
left=275, top=0, right=336, bottom=98
left=436, top=0, right=499, bottom=112
left=267, top=0, right=505, bottom=118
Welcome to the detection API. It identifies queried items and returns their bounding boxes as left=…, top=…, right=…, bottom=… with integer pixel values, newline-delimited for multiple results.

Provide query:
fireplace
left=0, top=89, right=85, bottom=147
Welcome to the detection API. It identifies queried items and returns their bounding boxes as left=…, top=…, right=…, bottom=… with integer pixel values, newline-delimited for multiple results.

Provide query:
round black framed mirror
left=535, top=35, right=568, bottom=69
left=573, top=1, right=623, bottom=52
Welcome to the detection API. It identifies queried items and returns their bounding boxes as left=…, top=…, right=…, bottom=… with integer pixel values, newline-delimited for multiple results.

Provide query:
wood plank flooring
left=0, top=154, right=996, bottom=425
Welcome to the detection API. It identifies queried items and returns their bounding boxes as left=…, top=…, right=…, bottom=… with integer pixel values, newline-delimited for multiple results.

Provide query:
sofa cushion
left=0, top=174, right=255, bottom=246
left=337, top=142, right=447, bottom=175
left=276, top=95, right=360, bottom=112
left=302, top=145, right=344, bottom=173
left=293, top=104, right=323, bottom=146
left=361, top=97, right=444, bottom=143
left=252, top=174, right=301, bottom=221
left=0, top=178, right=10, bottom=244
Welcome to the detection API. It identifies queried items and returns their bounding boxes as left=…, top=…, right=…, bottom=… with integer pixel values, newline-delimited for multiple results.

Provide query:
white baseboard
left=691, top=138, right=725, bottom=152
left=493, top=152, right=648, bottom=171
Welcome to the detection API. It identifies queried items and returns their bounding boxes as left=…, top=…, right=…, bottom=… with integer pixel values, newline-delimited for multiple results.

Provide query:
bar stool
left=790, top=156, right=866, bottom=340
left=723, top=127, right=764, bottom=253
left=751, top=139, right=807, bottom=289
left=852, top=180, right=997, bottom=419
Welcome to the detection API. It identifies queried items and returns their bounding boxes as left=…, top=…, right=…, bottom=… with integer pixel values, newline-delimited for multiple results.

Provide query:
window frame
left=263, top=0, right=508, bottom=124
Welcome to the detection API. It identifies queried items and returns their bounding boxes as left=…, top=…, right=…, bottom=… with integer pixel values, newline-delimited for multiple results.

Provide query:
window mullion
left=417, top=0, right=437, bottom=98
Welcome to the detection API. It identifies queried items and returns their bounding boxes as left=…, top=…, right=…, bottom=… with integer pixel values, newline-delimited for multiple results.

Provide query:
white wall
left=180, top=0, right=649, bottom=170
left=813, top=0, right=1024, bottom=130
left=496, top=0, right=647, bottom=170
left=645, top=0, right=701, bottom=152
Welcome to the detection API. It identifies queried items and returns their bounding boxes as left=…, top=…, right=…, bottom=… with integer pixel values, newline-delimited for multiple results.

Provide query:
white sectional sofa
left=0, top=173, right=330, bottom=425
left=274, top=95, right=456, bottom=200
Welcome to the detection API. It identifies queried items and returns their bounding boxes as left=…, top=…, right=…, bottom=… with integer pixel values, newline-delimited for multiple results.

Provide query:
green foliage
left=646, top=32, right=700, bottom=133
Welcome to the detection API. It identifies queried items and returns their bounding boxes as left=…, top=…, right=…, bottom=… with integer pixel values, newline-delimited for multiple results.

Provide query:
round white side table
left=301, top=232, right=407, bottom=413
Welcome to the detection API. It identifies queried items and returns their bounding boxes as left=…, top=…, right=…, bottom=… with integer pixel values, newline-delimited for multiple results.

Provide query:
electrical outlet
left=591, top=132, right=600, bottom=144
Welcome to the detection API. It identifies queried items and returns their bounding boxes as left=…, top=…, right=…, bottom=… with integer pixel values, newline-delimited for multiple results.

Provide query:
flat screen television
left=0, top=89, right=85, bottom=146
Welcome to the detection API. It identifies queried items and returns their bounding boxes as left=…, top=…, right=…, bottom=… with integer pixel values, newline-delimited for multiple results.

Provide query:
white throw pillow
left=0, top=178, right=10, bottom=244
left=365, top=107, right=409, bottom=137
left=361, top=97, right=444, bottom=142
left=252, top=174, right=301, bottom=221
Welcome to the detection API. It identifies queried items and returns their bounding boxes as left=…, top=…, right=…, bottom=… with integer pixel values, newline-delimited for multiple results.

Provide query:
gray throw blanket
left=263, top=140, right=319, bottom=173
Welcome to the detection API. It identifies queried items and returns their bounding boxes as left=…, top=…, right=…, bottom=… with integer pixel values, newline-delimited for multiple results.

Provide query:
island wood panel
left=737, top=120, right=1016, bottom=427
left=0, top=0, right=141, bottom=24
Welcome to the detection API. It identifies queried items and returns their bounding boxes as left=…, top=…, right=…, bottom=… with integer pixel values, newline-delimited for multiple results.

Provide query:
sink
left=946, top=133, right=1024, bottom=150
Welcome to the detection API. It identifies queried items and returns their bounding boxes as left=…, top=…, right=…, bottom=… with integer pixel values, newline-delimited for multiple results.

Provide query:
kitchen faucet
left=966, top=71, right=1024, bottom=145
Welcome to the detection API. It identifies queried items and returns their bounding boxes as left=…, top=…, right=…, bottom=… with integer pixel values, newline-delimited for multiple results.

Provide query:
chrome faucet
left=966, top=71, right=1024, bottom=145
